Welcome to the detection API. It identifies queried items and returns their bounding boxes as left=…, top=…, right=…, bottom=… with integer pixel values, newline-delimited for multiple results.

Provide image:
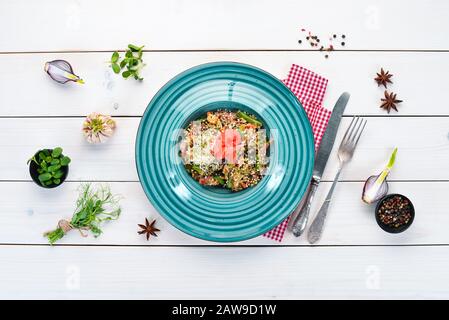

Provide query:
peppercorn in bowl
left=375, top=194, right=415, bottom=233
left=136, top=62, right=315, bottom=242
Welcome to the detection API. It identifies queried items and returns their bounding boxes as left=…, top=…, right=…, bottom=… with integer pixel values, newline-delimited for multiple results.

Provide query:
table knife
left=291, top=92, right=350, bottom=237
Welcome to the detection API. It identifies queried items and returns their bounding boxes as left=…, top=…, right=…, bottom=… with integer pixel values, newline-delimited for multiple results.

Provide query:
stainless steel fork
left=307, top=116, right=367, bottom=244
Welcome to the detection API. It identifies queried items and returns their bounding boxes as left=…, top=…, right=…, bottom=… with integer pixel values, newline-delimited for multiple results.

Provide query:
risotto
left=180, top=110, right=269, bottom=192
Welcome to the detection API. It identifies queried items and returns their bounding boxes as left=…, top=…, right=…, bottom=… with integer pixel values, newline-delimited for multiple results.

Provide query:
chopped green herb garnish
left=214, top=176, right=225, bottom=185
left=192, top=165, right=204, bottom=175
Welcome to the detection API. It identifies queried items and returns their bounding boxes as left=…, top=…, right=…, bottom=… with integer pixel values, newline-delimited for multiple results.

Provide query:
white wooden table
left=1, top=0, right=448, bottom=299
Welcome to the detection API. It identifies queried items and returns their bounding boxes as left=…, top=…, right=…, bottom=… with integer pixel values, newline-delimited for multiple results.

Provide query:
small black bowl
left=29, top=149, right=69, bottom=189
left=375, top=193, right=415, bottom=233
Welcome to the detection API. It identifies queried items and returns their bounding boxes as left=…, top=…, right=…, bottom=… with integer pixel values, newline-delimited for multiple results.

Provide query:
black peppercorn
left=375, top=194, right=415, bottom=233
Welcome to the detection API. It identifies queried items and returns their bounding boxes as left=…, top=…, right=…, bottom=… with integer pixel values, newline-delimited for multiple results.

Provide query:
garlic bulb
left=82, top=113, right=116, bottom=144
left=362, top=148, right=397, bottom=204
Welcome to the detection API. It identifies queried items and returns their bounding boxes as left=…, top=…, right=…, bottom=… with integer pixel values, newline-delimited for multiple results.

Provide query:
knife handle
left=307, top=167, right=342, bottom=244
left=291, top=177, right=320, bottom=237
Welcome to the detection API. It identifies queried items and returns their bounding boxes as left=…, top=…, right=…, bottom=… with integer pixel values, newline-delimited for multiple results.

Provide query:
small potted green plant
left=28, top=147, right=71, bottom=188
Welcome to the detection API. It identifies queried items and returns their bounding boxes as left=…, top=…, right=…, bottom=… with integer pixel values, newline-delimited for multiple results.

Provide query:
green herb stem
left=45, top=227, right=65, bottom=245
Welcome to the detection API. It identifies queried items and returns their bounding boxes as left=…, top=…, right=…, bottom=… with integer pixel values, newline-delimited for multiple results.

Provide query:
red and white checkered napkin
left=263, top=64, right=332, bottom=242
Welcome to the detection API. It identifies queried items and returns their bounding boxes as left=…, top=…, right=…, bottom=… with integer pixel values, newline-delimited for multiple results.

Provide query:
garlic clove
left=45, top=60, right=84, bottom=84
left=362, top=148, right=397, bottom=204
left=362, top=174, right=389, bottom=204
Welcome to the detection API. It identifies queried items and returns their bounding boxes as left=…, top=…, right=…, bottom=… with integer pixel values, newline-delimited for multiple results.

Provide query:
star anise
left=138, top=218, right=160, bottom=240
left=380, top=91, right=402, bottom=113
left=375, top=68, right=393, bottom=88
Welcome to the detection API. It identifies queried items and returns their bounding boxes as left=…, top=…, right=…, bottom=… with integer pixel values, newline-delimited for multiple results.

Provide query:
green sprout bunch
left=44, top=183, right=122, bottom=244
left=110, top=44, right=145, bottom=80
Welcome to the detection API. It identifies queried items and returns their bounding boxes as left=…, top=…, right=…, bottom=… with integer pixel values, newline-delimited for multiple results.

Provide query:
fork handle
left=307, top=167, right=343, bottom=244
left=291, top=177, right=319, bottom=237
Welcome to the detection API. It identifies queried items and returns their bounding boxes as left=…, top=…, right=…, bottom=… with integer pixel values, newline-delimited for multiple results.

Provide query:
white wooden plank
left=1, top=51, right=448, bottom=116
left=1, top=0, right=449, bottom=51
left=0, top=181, right=444, bottom=245
left=0, top=245, right=447, bottom=299
left=1, top=117, right=448, bottom=181
left=323, top=117, right=449, bottom=182
left=0, top=118, right=138, bottom=181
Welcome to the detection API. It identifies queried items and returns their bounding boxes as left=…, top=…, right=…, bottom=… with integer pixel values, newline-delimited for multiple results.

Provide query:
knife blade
left=290, top=92, right=350, bottom=237
left=313, top=92, right=350, bottom=178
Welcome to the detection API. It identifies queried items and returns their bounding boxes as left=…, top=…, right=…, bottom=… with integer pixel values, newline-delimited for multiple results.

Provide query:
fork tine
left=353, top=119, right=367, bottom=148
left=339, top=116, right=356, bottom=148
left=345, top=116, right=360, bottom=145
left=349, top=116, right=364, bottom=144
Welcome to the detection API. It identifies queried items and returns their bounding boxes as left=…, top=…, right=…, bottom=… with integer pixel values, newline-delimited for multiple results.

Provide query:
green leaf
left=125, top=51, right=133, bottom=58
left=120, top=59, right=127, bottom=68
left=53, top=179, right=61, bottom=185
left=122, top=70, right=131, bottom=78
left=111, top=51, right=119, bottom=63
left=44, top=180, right=53, bottom=186
left=128, top=44, right=142, bottom=52
left=52, top=147, right=63, bottom=158
left=39, top=152, right=46, bottom=161
left=53, top=170, right=64, bottom=179
left=60, top=156, right=71, bottom=166
left=47, top=164, right=61, bottom=173
left=128, top=58, right=140, bottom=68
left=387, top=148, right=398, bottom=170
left=50, top=159, right=60, bottom=165
left=37, top=169, right=43, bottom=174
left=43, top=149, right=50, bottom=156
left=40, top=160, right=47, bottom=169
left=111, top=63, right=120, bottom=74
left=38, top=173, right=52, bottom=182
left=45, top=156, right=52, bottom=162
left=373, top=148, right=399, bottom=189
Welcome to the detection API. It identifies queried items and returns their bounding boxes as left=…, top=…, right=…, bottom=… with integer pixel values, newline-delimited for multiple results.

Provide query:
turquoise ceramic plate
left=136, top=62, right=314, bottom=242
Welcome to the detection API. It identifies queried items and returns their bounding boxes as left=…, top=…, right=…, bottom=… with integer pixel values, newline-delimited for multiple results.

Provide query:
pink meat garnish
left=212, top=129, right=241, bottom=163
